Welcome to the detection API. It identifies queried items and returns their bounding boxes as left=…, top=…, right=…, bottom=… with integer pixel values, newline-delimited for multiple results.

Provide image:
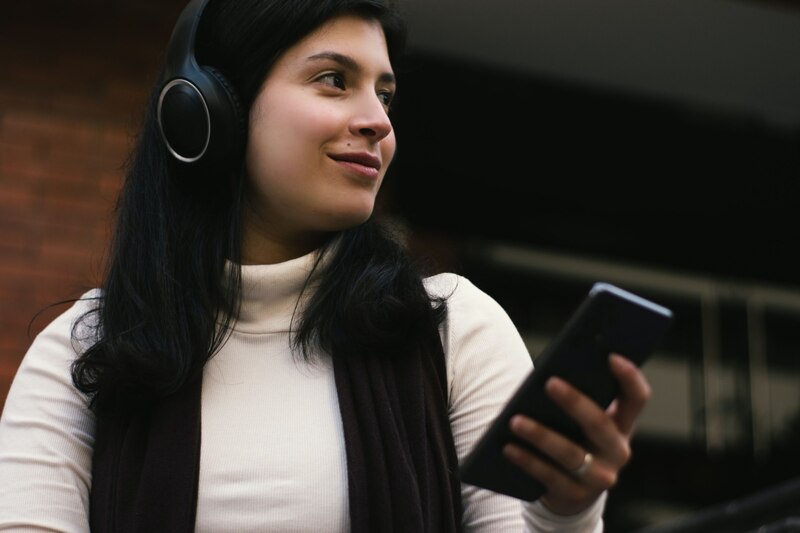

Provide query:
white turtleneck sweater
left=0, top=251, right=605, bottom=532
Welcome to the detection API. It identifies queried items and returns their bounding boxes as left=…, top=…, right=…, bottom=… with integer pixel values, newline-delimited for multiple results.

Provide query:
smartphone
left=459, top=282, right=673, bottom=501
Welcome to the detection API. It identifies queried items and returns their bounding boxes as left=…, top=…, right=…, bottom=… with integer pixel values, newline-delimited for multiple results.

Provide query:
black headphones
left=157, top=0, right=246, bottom=168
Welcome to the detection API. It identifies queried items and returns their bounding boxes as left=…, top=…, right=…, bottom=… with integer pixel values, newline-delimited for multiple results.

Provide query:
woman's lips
left=329, top=152, right=381, bottom=180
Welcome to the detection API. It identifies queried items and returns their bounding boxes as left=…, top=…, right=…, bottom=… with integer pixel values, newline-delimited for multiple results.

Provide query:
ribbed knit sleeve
left=0, top=292, right=98, bottom=533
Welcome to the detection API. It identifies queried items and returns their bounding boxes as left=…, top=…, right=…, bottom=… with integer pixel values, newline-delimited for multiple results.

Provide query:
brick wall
left=0, top=0, right=185, bottom=411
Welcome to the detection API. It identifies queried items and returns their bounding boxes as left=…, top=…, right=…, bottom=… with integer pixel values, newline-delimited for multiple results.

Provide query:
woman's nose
left=349, top=93, right=393, bottom=142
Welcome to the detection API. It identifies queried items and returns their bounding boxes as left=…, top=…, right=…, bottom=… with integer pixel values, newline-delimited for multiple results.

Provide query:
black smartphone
left=459, top=282, right=673, bottom=501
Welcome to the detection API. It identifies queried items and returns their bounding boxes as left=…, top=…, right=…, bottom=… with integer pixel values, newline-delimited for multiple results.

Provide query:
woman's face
left=243, top=14, right=397, bottom=259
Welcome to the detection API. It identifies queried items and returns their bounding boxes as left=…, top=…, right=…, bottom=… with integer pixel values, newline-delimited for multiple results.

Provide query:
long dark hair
left=71, top=0, right=446, bottom=409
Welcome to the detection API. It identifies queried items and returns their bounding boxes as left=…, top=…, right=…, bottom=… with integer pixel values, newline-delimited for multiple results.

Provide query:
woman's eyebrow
left=306, top=51, right=396, bottom=84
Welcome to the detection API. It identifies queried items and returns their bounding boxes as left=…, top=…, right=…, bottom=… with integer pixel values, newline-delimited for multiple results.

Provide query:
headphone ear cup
left=203, top=66, right=247, bottom=159
left=157, top=0, right=247, bottom=172
left=158, top=76, right=213, bottom=164
left=157, top=65, right=246, bottom=169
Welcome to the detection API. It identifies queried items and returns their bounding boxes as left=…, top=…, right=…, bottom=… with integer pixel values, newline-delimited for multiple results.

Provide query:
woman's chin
left=324, top=203, right=376, bottom=231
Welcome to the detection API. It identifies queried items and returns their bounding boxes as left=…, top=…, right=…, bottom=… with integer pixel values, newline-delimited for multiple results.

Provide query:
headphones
left=157, top=0, right=246, bottom=168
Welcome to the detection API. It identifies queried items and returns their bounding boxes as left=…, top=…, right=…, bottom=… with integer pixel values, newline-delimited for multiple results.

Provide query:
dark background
left=387, top=52, right=800, bottom=289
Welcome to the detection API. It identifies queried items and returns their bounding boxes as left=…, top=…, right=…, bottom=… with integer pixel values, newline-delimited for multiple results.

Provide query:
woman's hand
left=502, top=353, right=651, bottom=516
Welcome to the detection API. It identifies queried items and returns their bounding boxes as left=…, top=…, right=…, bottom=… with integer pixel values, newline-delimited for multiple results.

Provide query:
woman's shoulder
left=27, top=289, right=103, bottom=357
left=422, top=272, right=529, bottom=366
left=423, top=272, right=512, bottom=325
left=4, top=290, right=102, bottom=425
left=422, top=272, right=533, bottom=418
left=47, top=288, right=102, bottom=327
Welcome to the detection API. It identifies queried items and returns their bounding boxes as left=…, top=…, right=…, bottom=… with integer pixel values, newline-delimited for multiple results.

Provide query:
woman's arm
left=426, top=274, right=605, bottom=532
left=0, top=294, right=98, bottom=532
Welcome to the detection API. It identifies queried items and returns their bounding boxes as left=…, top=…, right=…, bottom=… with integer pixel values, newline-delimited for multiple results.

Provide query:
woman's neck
left=241, top=210, right=329, bottom=265
left=241, top=233, right=319, bottom=265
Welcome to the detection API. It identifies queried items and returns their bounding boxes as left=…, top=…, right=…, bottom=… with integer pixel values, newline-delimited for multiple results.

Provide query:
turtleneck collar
left=230, top=248, right=323, bottom=334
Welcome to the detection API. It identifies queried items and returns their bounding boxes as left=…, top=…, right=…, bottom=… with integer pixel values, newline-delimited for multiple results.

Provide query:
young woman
left=0, top=0, right=651, bottom=531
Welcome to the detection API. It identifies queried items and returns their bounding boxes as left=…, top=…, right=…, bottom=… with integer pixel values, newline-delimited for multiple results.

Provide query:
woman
left=0, top=0, right=650, bottom=531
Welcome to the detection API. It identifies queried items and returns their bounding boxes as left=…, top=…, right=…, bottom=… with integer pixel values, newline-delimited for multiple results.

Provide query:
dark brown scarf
left=88, top=328, right=463, bottom=532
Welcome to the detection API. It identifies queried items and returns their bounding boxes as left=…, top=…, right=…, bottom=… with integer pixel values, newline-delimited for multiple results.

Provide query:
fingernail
left=546, top=377, right=567, bottom=395
left=510, top=416, right=538, bottom=434
left=611, top=354, right=632, bottom=369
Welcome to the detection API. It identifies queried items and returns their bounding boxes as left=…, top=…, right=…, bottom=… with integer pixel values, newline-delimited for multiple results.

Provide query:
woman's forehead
left=278, top=15, right=391, bottom=71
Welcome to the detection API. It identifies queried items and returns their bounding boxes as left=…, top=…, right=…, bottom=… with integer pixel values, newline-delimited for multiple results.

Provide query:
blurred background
left=1, top=0, right=799, bottom=531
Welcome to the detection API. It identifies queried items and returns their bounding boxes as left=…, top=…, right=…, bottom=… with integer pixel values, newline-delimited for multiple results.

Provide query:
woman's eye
left=317, top=72, right=346, bottom=90
left=378, top=90, right=395, bottom=108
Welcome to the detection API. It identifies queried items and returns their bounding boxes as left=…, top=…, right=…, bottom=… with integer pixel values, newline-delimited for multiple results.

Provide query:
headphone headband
left=157, top=0, right=246, bottom=171
left=163, top=0, right=208, bottom=83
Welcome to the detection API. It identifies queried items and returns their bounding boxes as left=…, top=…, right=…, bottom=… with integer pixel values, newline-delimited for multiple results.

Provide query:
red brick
left=0, top=0, right=186, bottom=390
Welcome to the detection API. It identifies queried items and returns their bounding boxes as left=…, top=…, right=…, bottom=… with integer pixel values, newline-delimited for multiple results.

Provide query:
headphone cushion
left=204, top=66, right=247, bottom=154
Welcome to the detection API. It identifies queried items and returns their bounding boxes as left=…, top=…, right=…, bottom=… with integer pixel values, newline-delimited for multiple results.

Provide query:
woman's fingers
left=608, top=353, right=652, bottom=436
left=502, top=353, right=653, bottom=516
left=506, top=416, right=620, bottom=489
left=508, top=415, right=586, bottom=473
left=503, top=443, right=583, bottom=491
left=544, top=377, right=631, bottom=467
left=502, top=442, right=619, bottom=515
